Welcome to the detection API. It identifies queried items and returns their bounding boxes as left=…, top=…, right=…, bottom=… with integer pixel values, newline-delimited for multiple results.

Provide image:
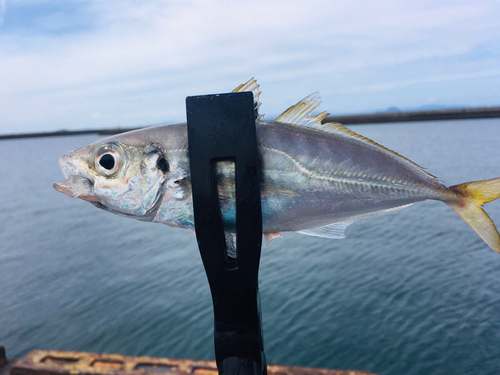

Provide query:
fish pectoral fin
left=264, top=231, right=285, bottom=245
left=296, top=221, right=354, bottom=239
left=262, top=184, right=301, bottom=197
left=233, top=78, right=264, bottom=120
left=217, top=181, right=300, bottom=197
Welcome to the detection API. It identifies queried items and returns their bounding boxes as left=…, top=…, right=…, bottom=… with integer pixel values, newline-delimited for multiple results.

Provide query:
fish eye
left=95, top=143, right=123, bottom=176
left=99, top=154, right=115, bottom=170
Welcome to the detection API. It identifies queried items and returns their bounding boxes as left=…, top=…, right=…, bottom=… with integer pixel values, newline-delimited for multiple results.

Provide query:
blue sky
left=1, top=0, right=500, bottom=134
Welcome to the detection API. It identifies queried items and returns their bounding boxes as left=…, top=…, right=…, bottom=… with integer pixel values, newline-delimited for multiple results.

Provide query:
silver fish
left=54, top=79, right=500, bottom=252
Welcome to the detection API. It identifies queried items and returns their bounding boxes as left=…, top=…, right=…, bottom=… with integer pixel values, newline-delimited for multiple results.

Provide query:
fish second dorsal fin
left=275, top=92, right=329, bottom=128
left=233, top=78, right=264, bottom=121
left=319, top=122, right=440, bottom=182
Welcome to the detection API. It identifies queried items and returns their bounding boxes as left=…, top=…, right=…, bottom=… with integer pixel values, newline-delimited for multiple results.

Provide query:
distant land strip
left=324, top=106, right=500, bottom=125
left=2, top=106, right=500, bottom=140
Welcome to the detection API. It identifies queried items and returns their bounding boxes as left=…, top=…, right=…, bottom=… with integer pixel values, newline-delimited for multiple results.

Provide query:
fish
left=54, top=78, right=500, bottom=253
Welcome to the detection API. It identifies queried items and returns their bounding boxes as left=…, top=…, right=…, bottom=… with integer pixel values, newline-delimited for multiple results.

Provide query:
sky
left=1, top=0, right=500, bottom=134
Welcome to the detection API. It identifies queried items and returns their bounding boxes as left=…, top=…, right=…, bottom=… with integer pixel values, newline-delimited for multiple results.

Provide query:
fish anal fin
left=233, top=78, right=264, bottom=120
left=297, top=221, right=353, bottom=239
left=264, top=231, right=284, bottom=245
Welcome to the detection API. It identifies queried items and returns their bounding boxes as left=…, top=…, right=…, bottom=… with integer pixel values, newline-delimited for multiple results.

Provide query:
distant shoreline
left=324, top=106, right=500, bottom=125
left=2, top=106, right=500, bottom=140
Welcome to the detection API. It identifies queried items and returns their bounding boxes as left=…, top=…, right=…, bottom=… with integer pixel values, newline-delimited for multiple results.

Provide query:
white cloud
left=1, top=0, right=500, bottom=133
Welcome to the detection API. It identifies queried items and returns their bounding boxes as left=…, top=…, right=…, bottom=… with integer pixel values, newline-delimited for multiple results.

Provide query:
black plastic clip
left=186, top=92, right=266, bottom=375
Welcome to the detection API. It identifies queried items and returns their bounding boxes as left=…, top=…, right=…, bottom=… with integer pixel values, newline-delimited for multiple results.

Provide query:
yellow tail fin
left=446, top=177, right=500, bottom=253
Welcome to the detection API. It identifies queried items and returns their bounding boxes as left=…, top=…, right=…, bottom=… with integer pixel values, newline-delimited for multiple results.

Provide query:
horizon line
left=2, top=105, right=500, bottom=140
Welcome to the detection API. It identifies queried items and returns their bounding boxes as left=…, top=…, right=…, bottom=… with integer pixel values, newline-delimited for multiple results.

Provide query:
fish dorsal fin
left=297, top=221, right=353, bottom=239
left=319, top=122, right=439, bottom=182
left=276, top=92, right=329, bottom=127
left=272, top=93, right=436, bottom=180
left=233, top=78, right=264, bottom=120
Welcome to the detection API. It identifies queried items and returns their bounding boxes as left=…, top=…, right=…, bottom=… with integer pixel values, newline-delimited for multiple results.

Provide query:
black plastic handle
left=186, top=92, right=266, bottom=375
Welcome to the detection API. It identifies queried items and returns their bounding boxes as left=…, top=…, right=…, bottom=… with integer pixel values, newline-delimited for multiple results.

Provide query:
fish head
left=54, top=138, right=170, bottom=220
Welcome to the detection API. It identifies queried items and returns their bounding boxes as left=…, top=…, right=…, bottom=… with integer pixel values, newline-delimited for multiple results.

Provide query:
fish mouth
left=53, top=175, right=98, bottom=203
left=54, top=152, right=99, bottom=203
left=53, top=180, right=74, bottom=197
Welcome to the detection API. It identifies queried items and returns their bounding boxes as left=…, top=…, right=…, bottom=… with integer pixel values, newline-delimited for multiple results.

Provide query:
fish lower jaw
left=53, top=176, right=98, bottom=202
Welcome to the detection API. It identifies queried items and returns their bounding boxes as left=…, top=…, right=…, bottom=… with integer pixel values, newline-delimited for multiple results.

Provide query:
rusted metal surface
left=0, top=362, right=13, bottom=375
left=9, top=351, right=377, bottom=375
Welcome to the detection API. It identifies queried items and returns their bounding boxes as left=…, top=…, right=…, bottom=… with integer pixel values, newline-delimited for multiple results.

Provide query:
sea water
left=1, top=119, right=500, bottom=375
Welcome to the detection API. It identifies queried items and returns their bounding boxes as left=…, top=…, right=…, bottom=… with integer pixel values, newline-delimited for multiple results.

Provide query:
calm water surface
left=1, top=119, right=500, bottom=375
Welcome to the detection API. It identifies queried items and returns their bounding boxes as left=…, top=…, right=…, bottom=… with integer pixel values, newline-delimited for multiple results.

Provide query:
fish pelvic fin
left=264, top=231, right=284, bottom=245
left=233, top=78, right=264, bottom=120
left=446, top=177, right=500, bottom=253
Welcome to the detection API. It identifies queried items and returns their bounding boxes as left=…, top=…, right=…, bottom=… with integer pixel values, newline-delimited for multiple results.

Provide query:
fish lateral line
left=261, top=145, right=433, bottom=194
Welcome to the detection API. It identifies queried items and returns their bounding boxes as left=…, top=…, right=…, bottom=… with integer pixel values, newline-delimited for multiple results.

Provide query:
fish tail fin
left=445, top=177, right=500, bottom=253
